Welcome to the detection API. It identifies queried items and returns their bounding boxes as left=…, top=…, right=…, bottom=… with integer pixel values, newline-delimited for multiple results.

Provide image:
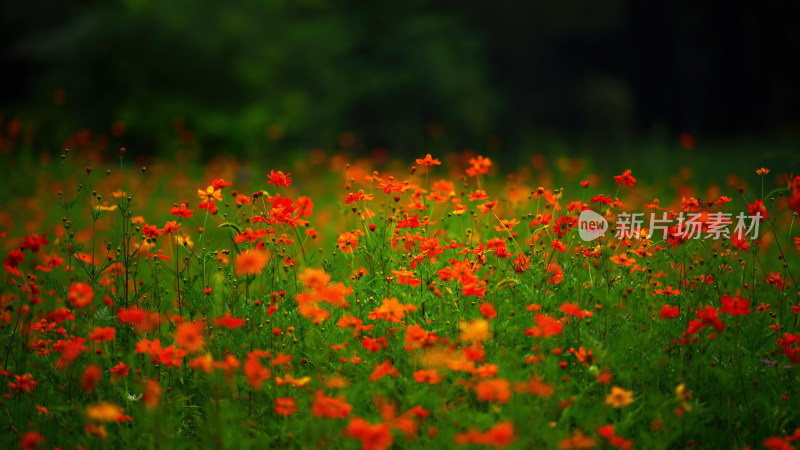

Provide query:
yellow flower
left=675, top=383, right=692, bottom=411
left=85, top=402, right=124, bottom=422
left=175, top=233, right=194, bottom=248
left=459, top=318, right=491, bottom=343
left=95, top=202, right=118, bottom=212
left=197, top=185, right=222, bottom=202
left=756, top=167, right=770, bottom=175
left=605, top=386, right=634, bottom=408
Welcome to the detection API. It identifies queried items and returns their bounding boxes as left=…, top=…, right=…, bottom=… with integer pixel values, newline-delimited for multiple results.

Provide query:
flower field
left=1, top=146, right=800, bottom=449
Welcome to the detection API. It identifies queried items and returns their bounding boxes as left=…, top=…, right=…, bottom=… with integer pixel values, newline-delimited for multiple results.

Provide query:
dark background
left=1, top=0, right=799, bottom=159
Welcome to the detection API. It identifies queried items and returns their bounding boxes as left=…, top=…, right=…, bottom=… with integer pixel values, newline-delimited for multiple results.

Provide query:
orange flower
left=109, top=362, right=129, bottom=382
left=454, top=421, right=515, bottom=448
left=267, top=169, right=292, bottom=187
left=368, top=297, right=417, bottom=323
left=337, top=230, right=361, bottom=254
left=234, top=249, right=269, bottom=276
left=613, top=169, right=636, bottom=187
left=274, top=397, right=298, bottom=416
left=474, top=378, right=511, bottom=403
left=298, top=303, right=330, bottom=324
left=174, top=320, right=205, bottom=353
left=459, top=318, right=491, bottom=343
left=559, top=303, right=593, bottom=319
left=413, top=369, right=443, bottom=385
left=197, top=185, right=222, bottom=202
left=80, top=364, right=102, bottom=393
left=19, top=431, right=46, bottom=450
left=558, top=430, right=597, bottom=449
left=404, top=324, right=437, bottom=350
left=214, top=311, right=246, bottom=329
left=415, top=154, right=441, bottom=166
left=298, top=267, right=331, bottom=288
left=720, top=293, right=751, bottom=316
left=311, top=390, right=352, bottom=419
left=344, top=418, right=394, bottom=450
left=8, top=374, right=37, bottom=393
left=370, top=360, right=400, bottom=382
left=244, top=354, right=271, bottom=390
left=275, top=374, right=311, bottom=387
left=85, top=402, right=125, bottom=422
left=605, top=386, right=634, bottom=408
left=88, top=326, right=116, bottom=343
left=524, top=314, right=564, bottom=338
left=67, top=281, right=94, bottom=308
left=143, top=380, right=161, bottom=409
left=479, top=303, right=497, bottom=319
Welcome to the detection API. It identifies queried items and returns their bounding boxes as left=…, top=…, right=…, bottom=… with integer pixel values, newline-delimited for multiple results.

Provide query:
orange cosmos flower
left=19, top=431, right=46, bottom=450
left=613, top=169, right=636, bottom=187
left=344, top=418, right=394, bottom=450
left=88, top=326, right=116, bottom=343
left=244, top=355, right=272, bottom=390
left=8, top=374, right=37, bottom=394
left=274, top=397, right=298, bottom=416
left=337, top=230, right=362, bottom=254
left=109, top=362, right=130, bottom=382
left=311, top=390, right=352, bottom=419
left=524, top=314, right=564, bottom=338
left=85, top=402, right=125, bottom=422
left=479, top=303, right=498, bottom=319
left=197, top=185, right=222, bottom=202
left=605, top=386, right=634, bottom=408
left=455, top=421, right=515, bottom=448
left=474, top=378, right=511, bottom=403
left=298, top=267, right=331, bottom=289
left=404, top=324, right=437, bottom=350
left=558, top=429, right=597, bottom=449
left=143, top=380, right=161, bottom=409
left=80, top=364, right=102, bottom=393
left=234, top=249, right=269, bottom=276
left=174, top=320, right=205, bottom=353
left=459, top=318, right=491, bottom=343
left=720, top=293, right=751, bottom=316
left=370, top=360, right=400, bottom=382
left=415, top=154, right=441, bottom=166
left=67, top=281, right=94, bottom=308
left=267, top=170, right=292, bottom=187
left=413, top=369, right=443, bottom=385
left=214, top=311, right=246, bottom=329
left=368, top=297, right=417, bottom=323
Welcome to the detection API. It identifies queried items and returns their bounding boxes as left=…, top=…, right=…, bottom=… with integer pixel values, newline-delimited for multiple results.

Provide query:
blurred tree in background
left=1, top=0, right=799, bottom=159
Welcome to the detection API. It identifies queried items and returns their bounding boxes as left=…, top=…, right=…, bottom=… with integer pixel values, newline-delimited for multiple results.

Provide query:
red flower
left=267, top=170, right=292, bottom=187
left=613, top=170, right=637, bottom=187
left=142, top=224, right=162, bottom=239
left=213, top=311, right=246, bottom=329
left=109, top=362, right=130, bottom=382
left=747, top=199, right=769, bottom=221
left=68, top=282, right=94, bottom=308
left=311, top=390, right=352, bottom=419
left=274, top=397, right=298, bottom=416
left=415, top=154, right=441, bottom=166
left=344, top=418, right=394, bottom=450
left=720, top=294, right=751, bottom=316
left=660, top=304, right=680, bottom=319
left=88, top=326, right=116, bottom=343
left=169, top=204, right=194, bottom=219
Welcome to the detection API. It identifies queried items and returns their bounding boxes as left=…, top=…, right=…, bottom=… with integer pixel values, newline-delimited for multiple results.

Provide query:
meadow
left=1, top=134, right=799, bottom=449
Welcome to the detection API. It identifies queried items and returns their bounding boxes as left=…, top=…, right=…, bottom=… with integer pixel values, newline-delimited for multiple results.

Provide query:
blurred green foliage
left=3, top=0, right=500, bottom=156
left=2, top=0, right=799, bottom=159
